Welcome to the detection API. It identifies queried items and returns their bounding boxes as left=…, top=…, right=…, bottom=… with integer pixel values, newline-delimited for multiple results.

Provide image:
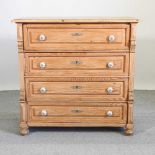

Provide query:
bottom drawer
left=28, top=103, right=127, bottom=125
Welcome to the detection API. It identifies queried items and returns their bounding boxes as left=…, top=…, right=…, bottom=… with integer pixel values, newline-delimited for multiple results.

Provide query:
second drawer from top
left=25, top=53, right=129, bottom=77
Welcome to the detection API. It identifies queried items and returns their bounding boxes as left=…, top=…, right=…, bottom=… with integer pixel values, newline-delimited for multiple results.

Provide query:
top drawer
left=23, top=24, right=130, bottom=51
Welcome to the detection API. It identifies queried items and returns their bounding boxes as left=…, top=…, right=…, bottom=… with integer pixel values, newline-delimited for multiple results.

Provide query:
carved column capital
left=17, top=23, right=24, bottom=53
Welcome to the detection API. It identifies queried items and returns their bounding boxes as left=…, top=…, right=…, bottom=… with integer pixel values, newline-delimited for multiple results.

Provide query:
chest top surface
left=13, top=17, right=138, bottom=23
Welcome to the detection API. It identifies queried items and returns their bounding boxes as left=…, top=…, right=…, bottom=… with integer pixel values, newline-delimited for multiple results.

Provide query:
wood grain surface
left=14, top=18, right=138, bottom=135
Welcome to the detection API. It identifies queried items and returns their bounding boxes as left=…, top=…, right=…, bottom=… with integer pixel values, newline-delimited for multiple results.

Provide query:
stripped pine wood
left=14, top=18, right=138, bottom=135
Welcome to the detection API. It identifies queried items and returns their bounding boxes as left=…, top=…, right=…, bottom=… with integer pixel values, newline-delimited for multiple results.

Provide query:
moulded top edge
left=12, top=17, right=139, bottom=23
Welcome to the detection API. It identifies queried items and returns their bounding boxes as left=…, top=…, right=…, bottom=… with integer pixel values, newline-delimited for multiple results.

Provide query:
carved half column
left=17, top=24, right=29, bottom=135
left=125, top=23, right=137, bottom=135
left=128, top=23, right=137, bottom=100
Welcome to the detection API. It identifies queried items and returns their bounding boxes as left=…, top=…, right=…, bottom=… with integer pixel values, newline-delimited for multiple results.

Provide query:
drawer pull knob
left=71, top=32, right=82, bottom=36
left=107, top=62, right=114, bottom=68
left=40, top=87, right=47, bottom=93
left=39, top=62, right=46, bottom=69
left=40, top=110, right=48, bottom=116
left=72, top=85, right=82, bottom=90
left=107, top=111, right=113, bottom=117
left=71, top=109, right=83, bottom=113
left=108, top=35, right=115, bottom=42
left=71, top=60, right=82, bottom=65
left=107, top=87, right=113, bottom=93
left=39, top=34, right=46, bottom=41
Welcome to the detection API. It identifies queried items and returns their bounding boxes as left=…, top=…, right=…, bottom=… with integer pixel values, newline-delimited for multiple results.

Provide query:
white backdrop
left=0, top=0, right=155, bottom=90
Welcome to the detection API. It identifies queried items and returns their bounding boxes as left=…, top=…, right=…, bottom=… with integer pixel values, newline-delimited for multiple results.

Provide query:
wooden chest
left=13, top=18, right=138, bottom=135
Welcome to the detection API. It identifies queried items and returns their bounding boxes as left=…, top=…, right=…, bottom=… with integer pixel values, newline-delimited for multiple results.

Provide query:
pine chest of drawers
left=13, top=18, right=138, bottom=135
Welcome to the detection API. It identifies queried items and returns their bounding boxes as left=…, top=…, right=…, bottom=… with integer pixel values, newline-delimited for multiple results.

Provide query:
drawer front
left=26, top=78, right=128, bottom=102
left=26, top=53, right=129, bottom=76
left=28, top=103, right=127, bottom=124
left=24, top=24, right=130, bottom=51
